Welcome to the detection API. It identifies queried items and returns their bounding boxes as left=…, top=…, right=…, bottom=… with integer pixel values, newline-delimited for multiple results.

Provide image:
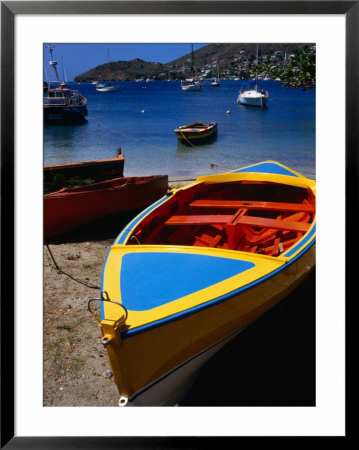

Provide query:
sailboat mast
left=191, top=44, right=195, bottom=78
left=61, top=57, right=68, bottom=85
left=255, top=44, right=259, bottom=91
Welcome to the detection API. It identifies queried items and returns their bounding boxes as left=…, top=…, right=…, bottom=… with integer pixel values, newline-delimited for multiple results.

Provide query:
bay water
left=44, top=80, right=315, bottom=180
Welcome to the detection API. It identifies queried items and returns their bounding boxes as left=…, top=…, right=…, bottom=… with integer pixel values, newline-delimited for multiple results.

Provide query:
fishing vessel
left=43, top=46, right=88, bottom=124
left=90, top=160, right=316, bottom=406
left=237, top=45, right=269, bottom=107
left=174, top=122, right=218, bottom=145
left=181, top=44, right=201, bottom=91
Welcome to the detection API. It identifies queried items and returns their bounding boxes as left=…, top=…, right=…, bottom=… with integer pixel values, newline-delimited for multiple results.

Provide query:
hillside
left=74, top=58, right=165, bottom=82
left=74, top=43, right=313, bottom=82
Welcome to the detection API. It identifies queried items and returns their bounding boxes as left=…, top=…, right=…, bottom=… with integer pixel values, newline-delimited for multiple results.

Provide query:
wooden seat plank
left=165, top=214, right=310, bottom=234
left=189, top=199, right=314, bottom=213
left=165, top=215, right=233, bottom=226
left=234, top=215, right=310, bottom=233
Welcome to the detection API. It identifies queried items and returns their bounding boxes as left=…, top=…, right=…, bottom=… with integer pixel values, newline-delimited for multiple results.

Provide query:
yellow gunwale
left=102, top=161, right=316, bottom=334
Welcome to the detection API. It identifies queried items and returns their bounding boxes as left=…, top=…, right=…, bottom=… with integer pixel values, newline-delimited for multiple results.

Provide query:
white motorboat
left=96, top=83, right=119, bottom=92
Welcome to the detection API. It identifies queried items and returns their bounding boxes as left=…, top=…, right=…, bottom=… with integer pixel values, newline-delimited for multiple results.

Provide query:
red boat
left=44, top=174, right=168, bottom=238
left=44, top=153, right=125, bottom=193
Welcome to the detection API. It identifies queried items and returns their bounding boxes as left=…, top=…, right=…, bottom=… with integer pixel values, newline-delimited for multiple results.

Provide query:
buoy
left=141, top=109, right=145, bottom=113
left=226, top=110, right=231, bottom=114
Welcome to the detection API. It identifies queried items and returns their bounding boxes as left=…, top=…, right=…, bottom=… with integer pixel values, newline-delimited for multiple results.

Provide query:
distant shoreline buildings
left=74, top=44, right=316, bottom=83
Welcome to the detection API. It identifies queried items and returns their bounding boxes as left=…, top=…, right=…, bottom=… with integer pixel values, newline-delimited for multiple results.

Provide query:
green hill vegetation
left=74, top=43, right=315, bottom=88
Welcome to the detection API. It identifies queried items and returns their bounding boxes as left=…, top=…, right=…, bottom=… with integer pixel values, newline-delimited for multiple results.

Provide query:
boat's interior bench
left=164, top=199, right=313, bottom=253
left=165, top=214, right=310, bottom=232
left=188, top=199, right=315, bottom=213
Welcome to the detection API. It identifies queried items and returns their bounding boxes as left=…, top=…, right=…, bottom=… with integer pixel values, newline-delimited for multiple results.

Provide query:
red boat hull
left=44, top=175, right=168, bottom=238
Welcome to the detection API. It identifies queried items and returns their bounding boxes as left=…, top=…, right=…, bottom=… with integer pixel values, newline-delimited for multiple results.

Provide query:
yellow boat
left=89, top=161, right=316, bottom=406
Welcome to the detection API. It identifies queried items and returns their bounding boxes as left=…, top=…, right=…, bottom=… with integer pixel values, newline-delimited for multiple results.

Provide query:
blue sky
left=43, top=43, right=208, bottom=81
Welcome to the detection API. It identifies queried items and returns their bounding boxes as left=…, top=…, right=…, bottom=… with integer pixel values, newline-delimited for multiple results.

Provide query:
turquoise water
left=44, top=80, right=315, bottom=179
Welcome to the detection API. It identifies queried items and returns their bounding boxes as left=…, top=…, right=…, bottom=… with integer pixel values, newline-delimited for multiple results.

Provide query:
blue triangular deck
left=233, top=162, right=299, bottom=177
left=120, top=252, right=255, bottom=311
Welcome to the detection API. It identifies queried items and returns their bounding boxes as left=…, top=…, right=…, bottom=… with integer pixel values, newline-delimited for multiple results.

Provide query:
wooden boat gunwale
left=45, top=174, right=166, bottom=197
left=44, top=154, right=124, bottom=172
left=174, top=121, right=217, bottom=135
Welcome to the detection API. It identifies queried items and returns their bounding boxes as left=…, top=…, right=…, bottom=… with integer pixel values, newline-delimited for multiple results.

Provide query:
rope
left=98, top=122, right=168, bottom=153
left=98, top=122, right=315, bottom=179
left=178, top=130, right=196, bottom=147
left=98, top=121, right=217, bottom=170
left=45, top=243, right=100, bottom=290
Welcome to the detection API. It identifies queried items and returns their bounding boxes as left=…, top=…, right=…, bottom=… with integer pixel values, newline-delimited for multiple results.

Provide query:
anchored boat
left=96, top=82, right=119, bottom=92
left=174, top=122, right=218, bottom=145
left=181, top=44, right=201, bottom=91
left=43, top=46, right=88, bottom=124
left=91, top=161, right=316, bottom=406
left=95, top=50, right=120, bottom=92
left=237, top=44, right=269, bottom=107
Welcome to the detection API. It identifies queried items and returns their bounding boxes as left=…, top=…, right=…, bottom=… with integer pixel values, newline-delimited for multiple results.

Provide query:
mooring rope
left=97, top=121, right=315, bottom=179
left=97, top=121, right=219, bottom=170
left=45, top=243, right=100, bottom=290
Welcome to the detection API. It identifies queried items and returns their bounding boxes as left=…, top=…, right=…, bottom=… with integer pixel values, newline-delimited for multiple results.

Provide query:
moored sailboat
left=181, top=44, right=201, bottom=91
left=96, top=49, right=120, bottom=92
left=211, top=59, right=220, bottom=86
left=237, top=45, right=269, bottom=107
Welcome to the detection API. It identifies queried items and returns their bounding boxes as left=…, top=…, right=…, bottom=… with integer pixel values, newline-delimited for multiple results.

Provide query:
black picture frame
left=1, top=1, right=354, bottom=447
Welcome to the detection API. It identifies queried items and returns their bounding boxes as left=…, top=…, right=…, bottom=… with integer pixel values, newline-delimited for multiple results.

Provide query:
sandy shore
left=43, top=181, right=315, bottom=407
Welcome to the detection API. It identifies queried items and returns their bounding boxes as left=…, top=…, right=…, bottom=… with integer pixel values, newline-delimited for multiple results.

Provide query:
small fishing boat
left=43, top=46, right=88, bottom=124
left=44, top=173, right=168, bottom=238
left=44, top=152, right=125, bottom=192
left=90, top=161, right=316, bottom=406
left=174, top=122, right=218, bottom=145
